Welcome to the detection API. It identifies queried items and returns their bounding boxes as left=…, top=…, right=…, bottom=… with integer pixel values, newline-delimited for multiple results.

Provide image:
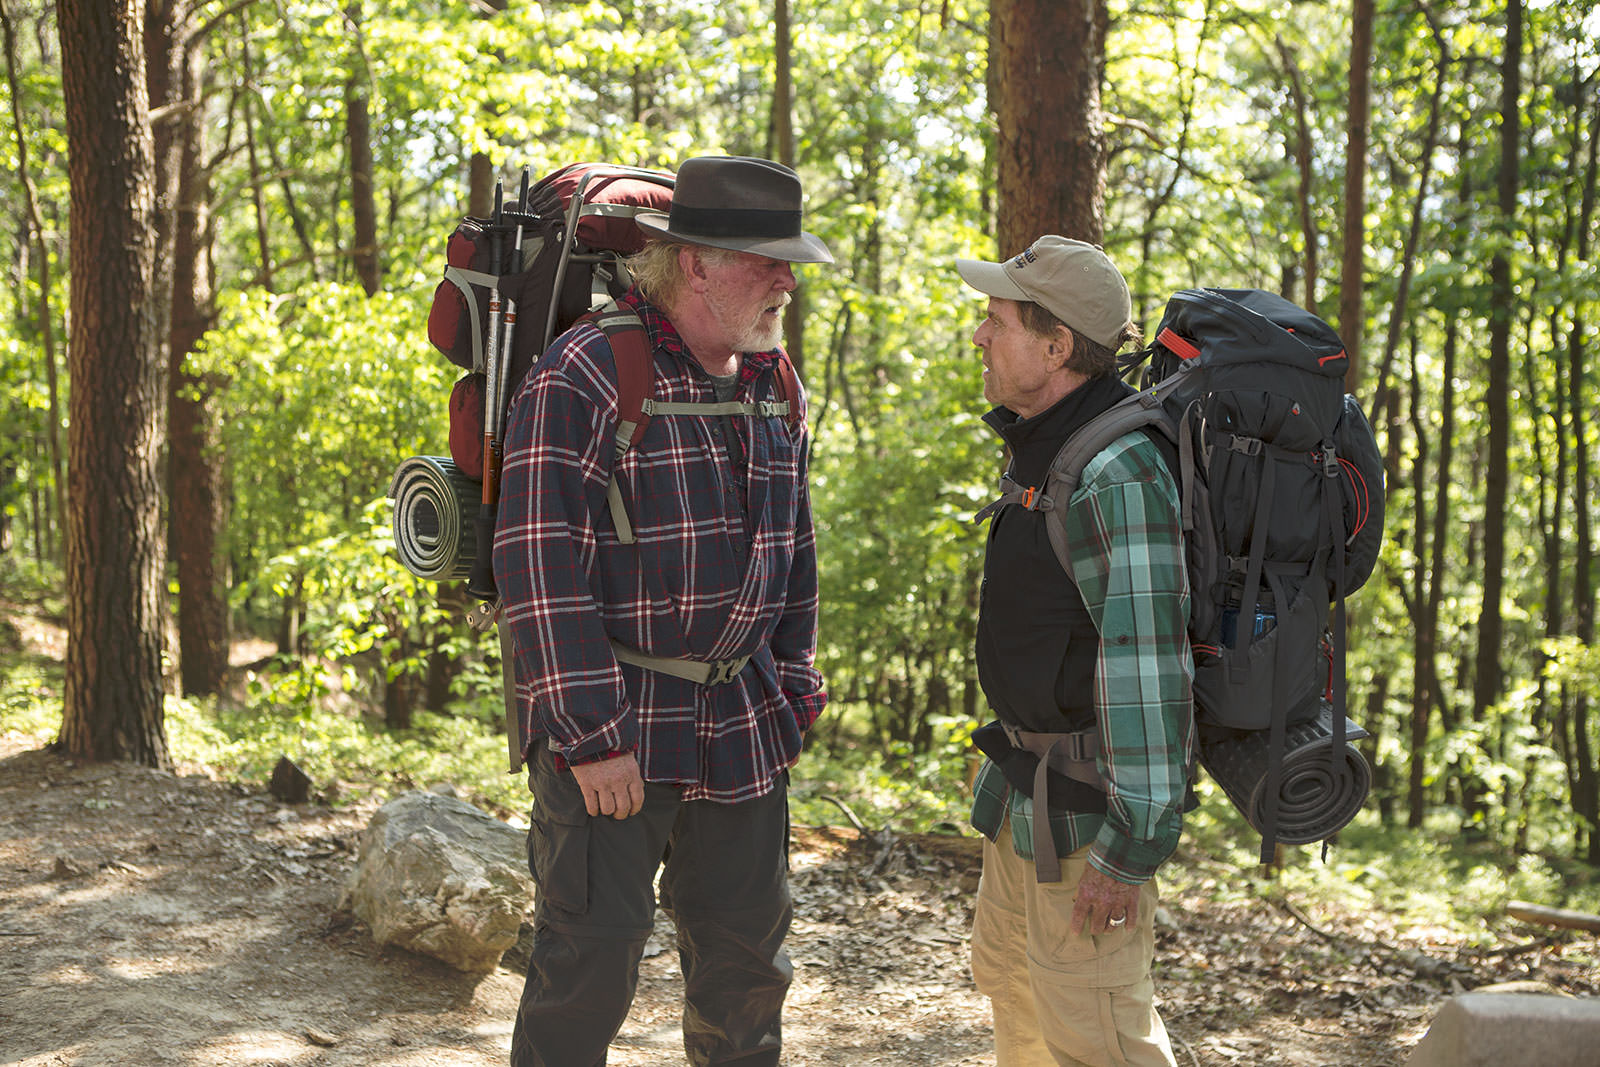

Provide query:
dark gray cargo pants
left=511, top=746, right=793, bottom=1067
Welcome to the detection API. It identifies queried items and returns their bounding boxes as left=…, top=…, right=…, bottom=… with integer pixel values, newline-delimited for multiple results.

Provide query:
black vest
left=976, top=375, right=1137, bottom=734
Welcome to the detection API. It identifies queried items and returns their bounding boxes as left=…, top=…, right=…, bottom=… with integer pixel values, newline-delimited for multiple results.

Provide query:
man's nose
left=774, top=263, right=797, bottom=292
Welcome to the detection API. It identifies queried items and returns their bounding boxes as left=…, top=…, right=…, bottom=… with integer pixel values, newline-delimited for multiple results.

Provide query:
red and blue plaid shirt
left=491, top=288, right=826, bottom=802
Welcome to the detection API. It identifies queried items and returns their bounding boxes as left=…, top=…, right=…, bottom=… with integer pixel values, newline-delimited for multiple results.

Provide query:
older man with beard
left=492, top=155, right=832, bottom=1067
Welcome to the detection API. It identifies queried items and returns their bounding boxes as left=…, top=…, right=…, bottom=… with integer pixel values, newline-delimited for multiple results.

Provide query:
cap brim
left=637, top=212, right=834, bottom=264
left=956, top=257, right=1030, bottom=302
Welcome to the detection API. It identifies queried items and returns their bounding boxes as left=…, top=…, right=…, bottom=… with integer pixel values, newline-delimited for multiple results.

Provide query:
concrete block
left=1406, top=993, right=1600, bottom=1067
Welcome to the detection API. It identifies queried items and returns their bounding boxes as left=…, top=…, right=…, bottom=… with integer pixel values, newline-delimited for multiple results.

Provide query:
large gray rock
left=1406, top=992, right=1600, bottom=1067
left=342, top=791, right=534, bottom=973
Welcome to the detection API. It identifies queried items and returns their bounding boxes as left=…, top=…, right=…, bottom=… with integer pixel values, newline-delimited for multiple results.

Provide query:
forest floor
left=3, top=610, right=1598, bottom=1067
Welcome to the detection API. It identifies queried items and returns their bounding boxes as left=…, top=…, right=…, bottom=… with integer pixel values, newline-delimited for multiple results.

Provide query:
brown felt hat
left=636, top=156, right=833, bottom=264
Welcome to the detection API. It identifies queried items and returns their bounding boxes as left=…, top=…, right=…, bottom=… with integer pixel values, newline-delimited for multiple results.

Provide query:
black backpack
left=977, top=288, right=1385, bottom=864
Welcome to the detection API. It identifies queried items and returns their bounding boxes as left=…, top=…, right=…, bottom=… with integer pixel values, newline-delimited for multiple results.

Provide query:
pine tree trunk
left=346, top=0, right=380, bottom=296
left=166, top=27, right=228, bottom=697
left=988, top=0, right=1105, bottom=254
left=57, top=0, right=171, bottom=769
left=1469, top=0, right=1522, bottom=830
left=1339, top=0, right=1373, bottom=386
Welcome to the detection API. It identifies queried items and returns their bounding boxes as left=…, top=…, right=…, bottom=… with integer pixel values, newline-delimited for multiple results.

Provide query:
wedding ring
left=1107, top=914, right=1127, bottom=927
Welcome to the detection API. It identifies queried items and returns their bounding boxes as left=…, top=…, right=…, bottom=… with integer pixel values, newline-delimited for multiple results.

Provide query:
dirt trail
left=3, top=606, right=1595, bottom=1065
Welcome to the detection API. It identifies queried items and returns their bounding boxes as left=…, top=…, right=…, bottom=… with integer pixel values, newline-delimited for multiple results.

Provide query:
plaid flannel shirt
left=491, top=289, right=826, bottom=803
left=971, top=431, right=1194, bottom=884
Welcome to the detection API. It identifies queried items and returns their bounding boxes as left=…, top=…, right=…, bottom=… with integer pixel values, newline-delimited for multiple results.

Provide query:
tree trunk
left=1339, top=0, right=1373, bottom=387
left=1470, top=0, right=1521, bottom=784
left=1275, top=36, right=1318, bottom=315
left=469, top=151, right=494, bottom=219
left=771, top=0, right=805, bottom=375
left=57, top=0, right=171, bottom=769
left=165, top=22, right=228, bottom=697
left=1567, top=81, right=1599, bottom=863
left=345, top=0, right=379, bottom=296
left=238, top=24, right=274, bottom=291
left=989, top=0, right=1105, bottom=253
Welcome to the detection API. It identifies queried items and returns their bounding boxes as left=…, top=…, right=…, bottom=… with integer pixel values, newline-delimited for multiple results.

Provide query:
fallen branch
left=1471, top=936, right=1562, bottom=959
left=818, top=794, right=869, bottom=837
left=1506, top=900, right=1600, bottom=935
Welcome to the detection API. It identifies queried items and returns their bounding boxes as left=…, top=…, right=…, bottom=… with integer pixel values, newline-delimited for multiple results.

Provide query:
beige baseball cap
left=956, top=235, right=1132, bottom=349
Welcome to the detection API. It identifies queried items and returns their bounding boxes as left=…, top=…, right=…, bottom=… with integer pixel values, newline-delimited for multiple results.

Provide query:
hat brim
left=636, top=211, right=834, bottom=264
left=955, top=257, right=1030, bottom=303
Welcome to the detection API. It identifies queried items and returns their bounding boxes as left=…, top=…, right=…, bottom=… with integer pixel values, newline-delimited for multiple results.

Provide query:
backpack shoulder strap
left=1046, top=389, right=1174, bottom=501
left=585, top=307, right=800, bottom=544
left=584, top=302, right=655, bottom=458
left=769, top=350, right=805, bottom=427
left=972, top=386, right=1177, bottom=573
left=581, top=303, right=655, bottom=545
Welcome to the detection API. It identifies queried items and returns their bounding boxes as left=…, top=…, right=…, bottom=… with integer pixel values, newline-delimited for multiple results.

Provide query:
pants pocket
left=526, top=747, right=594, bottom=918
left=527, top=811, right=589, bottom=917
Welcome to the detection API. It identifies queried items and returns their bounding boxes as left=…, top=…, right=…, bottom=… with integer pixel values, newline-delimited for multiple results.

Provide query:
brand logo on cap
left=1012, top=246, right=1038, bottom=269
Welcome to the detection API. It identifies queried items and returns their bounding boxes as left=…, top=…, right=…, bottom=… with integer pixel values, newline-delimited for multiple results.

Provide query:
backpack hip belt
left=609, top=640, right=751, bottom=686
left=999, top=722, right=1105, bottom=883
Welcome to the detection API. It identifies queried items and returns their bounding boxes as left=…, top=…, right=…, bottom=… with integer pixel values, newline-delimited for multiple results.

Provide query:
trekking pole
left=465, top=179, right=506, bottom=604
left=491, top=169, right=530, bottom=432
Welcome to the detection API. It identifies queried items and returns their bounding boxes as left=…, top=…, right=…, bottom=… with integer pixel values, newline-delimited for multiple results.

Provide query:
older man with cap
left=492, top=156, right=831, bottom=1067
left=957, top=235, right=1193, bottom=1066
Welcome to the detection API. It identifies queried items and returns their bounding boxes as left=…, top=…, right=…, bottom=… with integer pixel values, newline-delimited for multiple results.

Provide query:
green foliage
left=790, top=707, right=978, bottom=832
left=168, top=692, right=528, bottom=819
left=3, top=0, right=1598, bottom=869
left=190, top=283, right=448, bottom=588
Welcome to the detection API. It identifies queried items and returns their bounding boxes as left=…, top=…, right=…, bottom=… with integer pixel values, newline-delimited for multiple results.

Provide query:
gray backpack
left=977, top=288, right=1385, bottom=866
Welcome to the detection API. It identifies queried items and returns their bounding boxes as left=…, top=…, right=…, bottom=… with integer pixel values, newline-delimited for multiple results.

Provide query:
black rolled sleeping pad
left=1198, top=701, right=1371, bottom=846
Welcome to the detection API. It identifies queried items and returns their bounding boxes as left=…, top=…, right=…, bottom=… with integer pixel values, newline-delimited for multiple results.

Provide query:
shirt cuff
left=555, top=746, right=633, bottom=771
left=1087, top=826, right=1171, bottom=885
left=779, top=667, right=827, bottom=731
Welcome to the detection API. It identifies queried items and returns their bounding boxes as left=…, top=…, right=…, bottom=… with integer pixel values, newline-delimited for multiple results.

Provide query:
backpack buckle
left=705, top=657, right=748, bottom=686
left=1228, top=434, right=1263, bottom=456
left=1320, top=443, right=1340, bottom=477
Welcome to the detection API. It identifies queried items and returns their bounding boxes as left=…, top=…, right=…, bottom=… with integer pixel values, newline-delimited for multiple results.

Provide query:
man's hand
left=1070, top=864, right=1142, bottom=936
left=569, top=753, right=645, bottom=820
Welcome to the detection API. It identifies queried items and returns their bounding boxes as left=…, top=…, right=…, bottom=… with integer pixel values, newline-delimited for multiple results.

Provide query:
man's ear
left=681, top=246, right=715, bottom=294
left=1047, top=325, right=1075, bottom=372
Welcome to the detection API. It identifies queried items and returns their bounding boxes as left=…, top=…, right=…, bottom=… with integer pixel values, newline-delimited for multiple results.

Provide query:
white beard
left=708, top=286, right=788, bottom=353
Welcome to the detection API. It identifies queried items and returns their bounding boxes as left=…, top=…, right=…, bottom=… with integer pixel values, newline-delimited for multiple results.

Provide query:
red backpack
left=400, top=163, right=804, bottom=603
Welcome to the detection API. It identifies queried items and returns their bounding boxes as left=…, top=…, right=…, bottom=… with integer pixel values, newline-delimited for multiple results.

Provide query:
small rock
left=269, top=755, right=313, bottom=804
left=50, top=856, right=88, bottom=880
left=305, top=1028, right=340, bottom=1047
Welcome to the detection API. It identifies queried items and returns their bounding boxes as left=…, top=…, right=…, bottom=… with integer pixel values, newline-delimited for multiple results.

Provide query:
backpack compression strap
left=443, top=264, right=501, bottom=373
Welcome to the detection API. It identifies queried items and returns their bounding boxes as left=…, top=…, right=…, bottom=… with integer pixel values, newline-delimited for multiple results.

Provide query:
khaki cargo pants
left=971, top=818, right=1176, bottom=1067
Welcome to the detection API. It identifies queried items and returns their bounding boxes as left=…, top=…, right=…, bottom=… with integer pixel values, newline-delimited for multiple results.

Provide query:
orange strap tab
left=1158, top=327, right=1200, bottom=360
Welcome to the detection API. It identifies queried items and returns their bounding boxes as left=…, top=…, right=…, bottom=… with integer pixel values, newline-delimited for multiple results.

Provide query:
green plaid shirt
left=971, top=431, right=1194, bottom=885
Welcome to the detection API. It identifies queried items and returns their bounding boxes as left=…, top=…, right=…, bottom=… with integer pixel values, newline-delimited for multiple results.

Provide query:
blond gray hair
left=625, top=241, right=741, bottom=307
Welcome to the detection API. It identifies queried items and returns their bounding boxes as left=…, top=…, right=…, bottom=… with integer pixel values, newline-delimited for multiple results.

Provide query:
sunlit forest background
left=3, top=0, right=1599, bottom=897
